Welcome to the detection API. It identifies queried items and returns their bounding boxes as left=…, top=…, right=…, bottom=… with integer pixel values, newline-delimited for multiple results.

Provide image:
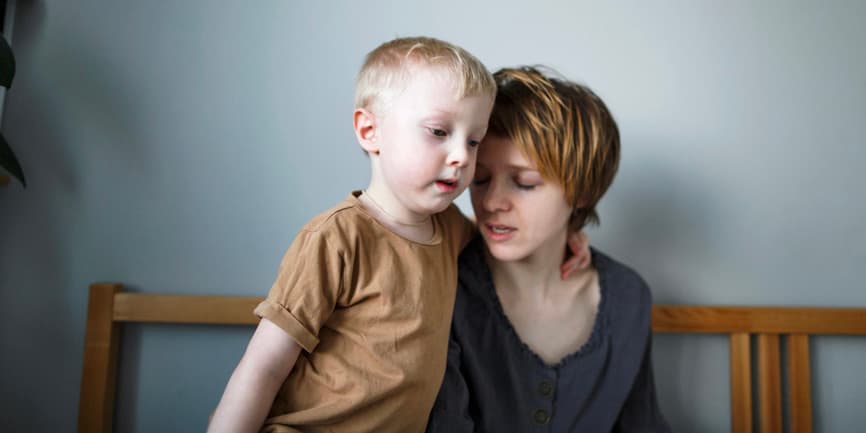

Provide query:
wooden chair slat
left=788, top=334, right=813, bottom=433
left=757, top=334, right=782, bottom=433
left=729, top=332, right=753, bottom=433
left=78, top=283, right=122, bottom=433
left=113, top=293, right=262, bottom=325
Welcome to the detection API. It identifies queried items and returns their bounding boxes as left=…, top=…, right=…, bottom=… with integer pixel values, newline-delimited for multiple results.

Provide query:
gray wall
left=1, top=1, right=864, bottom=431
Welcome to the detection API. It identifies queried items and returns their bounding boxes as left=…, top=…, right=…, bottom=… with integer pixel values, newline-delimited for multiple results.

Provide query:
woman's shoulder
left=593, top=249, right=652, bottom=297
left=592, top=248, right=654, bottom=328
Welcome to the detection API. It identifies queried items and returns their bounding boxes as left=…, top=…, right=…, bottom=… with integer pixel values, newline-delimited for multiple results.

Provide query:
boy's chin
left=423, top=196, right=458, bottom=214
left=421, top=203, right=450, bottom=216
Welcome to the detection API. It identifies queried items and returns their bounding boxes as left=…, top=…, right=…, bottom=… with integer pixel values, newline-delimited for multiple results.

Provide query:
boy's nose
left=446, top=142, right=470, bottom=167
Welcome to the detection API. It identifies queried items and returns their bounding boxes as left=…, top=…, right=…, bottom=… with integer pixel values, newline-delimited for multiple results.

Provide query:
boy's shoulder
left=301, top=193, right=367, bottom=233
left=285, top=193, right=373, bottom=260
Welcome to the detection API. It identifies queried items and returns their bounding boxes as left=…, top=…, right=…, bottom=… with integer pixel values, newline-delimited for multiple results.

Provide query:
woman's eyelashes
left=471, top=176, right=537, bottom=190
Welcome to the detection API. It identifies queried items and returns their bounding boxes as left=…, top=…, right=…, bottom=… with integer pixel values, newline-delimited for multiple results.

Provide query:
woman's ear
left=354, top=108, right=379, bottom=155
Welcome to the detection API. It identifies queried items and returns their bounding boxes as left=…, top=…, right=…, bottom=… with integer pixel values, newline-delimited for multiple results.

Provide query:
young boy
left=207, top=36, right=496, bottom=433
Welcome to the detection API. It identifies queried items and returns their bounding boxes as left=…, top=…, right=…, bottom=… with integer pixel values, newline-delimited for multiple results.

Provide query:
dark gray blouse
left=426, top=236, right=670, bottom=433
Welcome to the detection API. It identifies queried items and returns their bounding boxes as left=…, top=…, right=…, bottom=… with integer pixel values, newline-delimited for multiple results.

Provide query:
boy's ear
left=353, top=108, right=379, bottom=155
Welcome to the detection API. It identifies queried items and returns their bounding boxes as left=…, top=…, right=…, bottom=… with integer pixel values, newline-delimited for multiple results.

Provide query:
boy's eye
left=472, top=177, right=490, bottom=186
left=468, top=139, right=481, bottom=147
left=430, top=128, right=447, bottom=137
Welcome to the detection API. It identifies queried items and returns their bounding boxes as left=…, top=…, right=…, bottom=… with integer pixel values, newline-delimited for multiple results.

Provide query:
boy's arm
left=207, top=318, right=302, bottom=433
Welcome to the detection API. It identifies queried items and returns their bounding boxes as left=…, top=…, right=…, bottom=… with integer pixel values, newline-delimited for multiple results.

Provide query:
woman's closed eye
left=515, top=172, right=542, bottom=190
left=472, top=177, right=536, bottom=190
left=515, top=179, right=536, bottom=190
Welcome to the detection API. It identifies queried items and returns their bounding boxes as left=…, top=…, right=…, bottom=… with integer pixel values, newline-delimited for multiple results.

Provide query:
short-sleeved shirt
left=426, top=236, right=671, bottom=433
left=254, top=191, right=475, bottom=433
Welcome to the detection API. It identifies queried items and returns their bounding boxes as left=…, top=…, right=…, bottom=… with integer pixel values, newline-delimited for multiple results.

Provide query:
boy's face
left=366, top=67, right=494, bottom=217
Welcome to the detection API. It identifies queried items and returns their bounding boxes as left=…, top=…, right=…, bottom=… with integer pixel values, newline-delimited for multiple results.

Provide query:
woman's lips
left=483, top=223, right=516, bottom=241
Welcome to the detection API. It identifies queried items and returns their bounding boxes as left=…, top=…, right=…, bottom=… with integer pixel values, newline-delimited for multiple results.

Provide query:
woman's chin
left=484, top=242, right=527, bottom=263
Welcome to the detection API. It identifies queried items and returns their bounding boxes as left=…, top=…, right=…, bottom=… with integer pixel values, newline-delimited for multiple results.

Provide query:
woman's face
left=470, top=135, right=573, bottom=263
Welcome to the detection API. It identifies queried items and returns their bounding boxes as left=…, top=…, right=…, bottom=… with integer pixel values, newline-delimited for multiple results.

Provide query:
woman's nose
left=482, top=180, right=511, bottom=212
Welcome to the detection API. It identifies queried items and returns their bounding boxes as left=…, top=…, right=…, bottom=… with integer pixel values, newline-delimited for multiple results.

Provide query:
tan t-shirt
left=253, top=191, right=475, bottom=432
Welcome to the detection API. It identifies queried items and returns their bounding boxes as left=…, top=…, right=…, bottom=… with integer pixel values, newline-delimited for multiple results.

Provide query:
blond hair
left=488, top=66, right=620, bottom=230
left=354, top=36, right=495, bottom=113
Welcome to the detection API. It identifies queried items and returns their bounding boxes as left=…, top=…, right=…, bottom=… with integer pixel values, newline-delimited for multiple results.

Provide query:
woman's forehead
left=478, top=137, right=539, bottom=170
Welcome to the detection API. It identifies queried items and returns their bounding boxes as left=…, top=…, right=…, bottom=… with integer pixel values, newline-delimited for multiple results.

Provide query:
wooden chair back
left=653, top=305, right=866, bottom=432
left=78, top=283, right=866, bottom=433
left=78, top=283, right=261, bottom=433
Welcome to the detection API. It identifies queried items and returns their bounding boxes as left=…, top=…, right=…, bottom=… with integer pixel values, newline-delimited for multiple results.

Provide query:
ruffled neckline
left=464, top=236, right=609, bottom=370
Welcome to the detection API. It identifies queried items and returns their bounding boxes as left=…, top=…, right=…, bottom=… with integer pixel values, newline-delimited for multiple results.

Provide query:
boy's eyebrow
left=423, top=109, right=457, bottom=119
left=422, top=112, right=489, bottom=133
left=425, top=108, right=485, bottom=122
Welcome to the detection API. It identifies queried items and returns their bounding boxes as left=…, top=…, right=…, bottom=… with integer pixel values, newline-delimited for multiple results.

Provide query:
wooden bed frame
left=78, top=282, right=866, bottom=433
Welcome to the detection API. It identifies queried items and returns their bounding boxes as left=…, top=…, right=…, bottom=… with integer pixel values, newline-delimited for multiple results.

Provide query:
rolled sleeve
left=254, top=299, right=320, bottom=352
left=255, top=228, right=344, bottom=353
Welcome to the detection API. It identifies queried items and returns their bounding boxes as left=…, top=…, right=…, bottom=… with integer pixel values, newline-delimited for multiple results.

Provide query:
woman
left=427, top=67, right=670, bottom=433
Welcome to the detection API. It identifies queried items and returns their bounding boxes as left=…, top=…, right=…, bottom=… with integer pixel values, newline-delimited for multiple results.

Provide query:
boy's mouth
left=435, top=178, right=459, bottom=192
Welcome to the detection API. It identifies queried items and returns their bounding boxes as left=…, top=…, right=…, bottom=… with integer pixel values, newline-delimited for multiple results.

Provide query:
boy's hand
left=561, top=230, right=591, bottom=280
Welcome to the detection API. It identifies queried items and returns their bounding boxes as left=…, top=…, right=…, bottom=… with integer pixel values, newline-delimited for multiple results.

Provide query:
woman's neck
left=487, top=235, right=571, bottom=302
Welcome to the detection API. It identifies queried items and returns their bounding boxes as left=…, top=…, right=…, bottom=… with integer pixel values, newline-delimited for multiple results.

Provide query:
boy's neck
left=358, top=189, right=436, bottom=244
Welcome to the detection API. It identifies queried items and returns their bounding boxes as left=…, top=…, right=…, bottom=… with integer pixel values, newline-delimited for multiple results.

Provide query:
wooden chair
left=78, top=283, right=262, bottom=433
left=653, top=304, right=866, bottom=432
left=78, top=282, right=866, bottom=433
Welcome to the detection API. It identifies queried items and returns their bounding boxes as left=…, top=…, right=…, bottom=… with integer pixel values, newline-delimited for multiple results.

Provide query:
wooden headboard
left=78, top=282, right=866, bottom=433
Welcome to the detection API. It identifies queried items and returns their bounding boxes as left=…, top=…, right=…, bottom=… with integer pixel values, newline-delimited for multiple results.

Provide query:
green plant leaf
left=0, top=133, right=25, bottom=187
left=0, top=35, right=15, bottom=88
